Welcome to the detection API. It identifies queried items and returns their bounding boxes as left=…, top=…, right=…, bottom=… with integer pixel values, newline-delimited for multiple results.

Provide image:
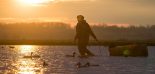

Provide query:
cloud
left=1, top=0, right=155, bottom=25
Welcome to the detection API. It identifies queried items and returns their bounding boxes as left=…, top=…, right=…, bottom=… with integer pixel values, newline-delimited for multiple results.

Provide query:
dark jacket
left=75, top=20, right=96, bottom=42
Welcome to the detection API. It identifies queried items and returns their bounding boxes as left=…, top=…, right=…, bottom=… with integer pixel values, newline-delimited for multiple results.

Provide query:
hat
left=77, top=15, right=84, bottom=19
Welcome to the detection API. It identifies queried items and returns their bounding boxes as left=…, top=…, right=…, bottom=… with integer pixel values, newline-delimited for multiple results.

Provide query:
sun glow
left=18, top=0, right=54, bottom=6
left=20, top=45, right=35, bottom=54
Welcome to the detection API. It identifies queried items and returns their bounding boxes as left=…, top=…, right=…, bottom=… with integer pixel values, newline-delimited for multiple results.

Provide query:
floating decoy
left=66, top=52, right=76, bottom=57
left=23, top=52, right=40, bottom=58
left=76, top=62, right=99, bottom=68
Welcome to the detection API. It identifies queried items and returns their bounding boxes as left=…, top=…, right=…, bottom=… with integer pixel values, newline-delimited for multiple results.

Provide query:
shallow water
left=0, top=45, right=155, bottom=74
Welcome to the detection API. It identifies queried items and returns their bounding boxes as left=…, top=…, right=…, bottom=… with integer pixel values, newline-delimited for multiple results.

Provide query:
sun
left=18, top=0, right=55, bottom=6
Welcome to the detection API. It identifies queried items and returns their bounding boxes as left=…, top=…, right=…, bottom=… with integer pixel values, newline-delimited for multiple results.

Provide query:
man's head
left=77, top=15, right=84, bottom=22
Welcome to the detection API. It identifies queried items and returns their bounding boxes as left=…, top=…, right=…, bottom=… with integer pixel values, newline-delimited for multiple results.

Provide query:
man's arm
left=74, top=24, right=79, bottom=42
left=87, top=24, right=98, bottom=41
left=74, top=34, right=78, bottom=42
left=90, top=30, right=98, bottom=41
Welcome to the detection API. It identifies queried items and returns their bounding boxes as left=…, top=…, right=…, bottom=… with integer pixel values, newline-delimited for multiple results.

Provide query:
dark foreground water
left=0, top=45, right=155, bottom=74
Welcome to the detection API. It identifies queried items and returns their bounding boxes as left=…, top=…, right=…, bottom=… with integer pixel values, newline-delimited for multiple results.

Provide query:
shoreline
left=0, top=40, right=155, bottom=46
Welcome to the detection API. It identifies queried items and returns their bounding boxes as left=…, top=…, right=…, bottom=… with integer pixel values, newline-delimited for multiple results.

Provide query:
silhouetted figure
left=74, top=15, right=98, bottom=57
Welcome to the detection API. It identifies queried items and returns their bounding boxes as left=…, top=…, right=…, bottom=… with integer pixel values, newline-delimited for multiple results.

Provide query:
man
left=74, top=15, right=98, bottom=57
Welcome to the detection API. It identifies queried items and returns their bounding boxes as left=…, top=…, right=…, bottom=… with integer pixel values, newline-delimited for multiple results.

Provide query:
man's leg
left=84, top=47, right=95, bottom=56
left=78, top=39, right=95, bottom=56
left=78, top=45, right=86, bottom=56
left=78, top=45, right=95, bottom=56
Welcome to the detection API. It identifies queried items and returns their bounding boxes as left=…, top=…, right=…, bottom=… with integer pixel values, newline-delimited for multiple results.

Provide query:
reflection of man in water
left=74, top=15, right=98, bottom=57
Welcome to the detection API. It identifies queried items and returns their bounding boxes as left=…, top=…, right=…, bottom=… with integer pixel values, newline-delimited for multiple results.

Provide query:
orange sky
left=0, top=0, right=155, bottom=26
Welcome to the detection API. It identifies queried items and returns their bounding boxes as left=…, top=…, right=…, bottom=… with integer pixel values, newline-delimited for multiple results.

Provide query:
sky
left=0, top=0, right=155, bottom=26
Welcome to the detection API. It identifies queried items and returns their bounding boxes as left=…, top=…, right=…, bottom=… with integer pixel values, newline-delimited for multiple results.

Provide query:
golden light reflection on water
left=20, top=45, right=34, bottom=54
left=14, top=45, right=43, bottom=74
left=16, top=59, right=43, bottom=74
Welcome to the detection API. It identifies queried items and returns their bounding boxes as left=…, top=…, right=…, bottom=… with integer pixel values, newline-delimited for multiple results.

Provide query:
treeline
left=93, top=25, right=155, bottom=41
left=0, top=22, right=155, bottom=41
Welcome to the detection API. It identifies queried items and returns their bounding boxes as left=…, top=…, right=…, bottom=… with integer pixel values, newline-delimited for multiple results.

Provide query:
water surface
left=0, top=45, right=155, bottom=74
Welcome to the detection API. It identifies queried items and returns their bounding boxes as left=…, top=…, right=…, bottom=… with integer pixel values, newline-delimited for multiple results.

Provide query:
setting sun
left=18, top=0, right=54, bottom=6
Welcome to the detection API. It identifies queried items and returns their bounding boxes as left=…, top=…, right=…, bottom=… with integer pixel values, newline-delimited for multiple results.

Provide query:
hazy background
left=0, top=0, right=155, bottom=41
left=0, top=22, right=155, bottom=41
